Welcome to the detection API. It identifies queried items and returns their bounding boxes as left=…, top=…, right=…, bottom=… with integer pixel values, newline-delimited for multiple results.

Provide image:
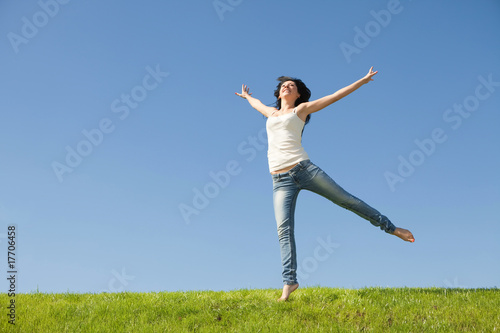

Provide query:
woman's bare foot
left=393, top=228, right=415, bottom=242
left=277, top=283, right=299, bottom=302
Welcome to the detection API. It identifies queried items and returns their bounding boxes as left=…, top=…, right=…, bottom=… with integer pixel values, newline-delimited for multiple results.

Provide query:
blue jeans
left=271, top=159, right=396, bottom=285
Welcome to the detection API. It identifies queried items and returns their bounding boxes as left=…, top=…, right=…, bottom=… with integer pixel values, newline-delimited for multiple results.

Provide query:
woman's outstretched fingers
left=362, top=67, right=378, bottom=83
left=393, top=228, right=415, bottom=242
left=235, top=84, right=252, bottom=99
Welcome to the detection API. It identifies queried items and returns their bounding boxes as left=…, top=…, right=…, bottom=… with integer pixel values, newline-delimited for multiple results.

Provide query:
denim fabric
left=271, top=159, right=396, bottom=285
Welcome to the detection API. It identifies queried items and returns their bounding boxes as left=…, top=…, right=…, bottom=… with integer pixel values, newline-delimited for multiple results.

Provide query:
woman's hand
left=298, top=66, right=380, bottom=115
left=235, top=84, right=252, bottom=99
left=361, top=66, right=378, bottom=84
left=235, top=84, right=275, bottom=117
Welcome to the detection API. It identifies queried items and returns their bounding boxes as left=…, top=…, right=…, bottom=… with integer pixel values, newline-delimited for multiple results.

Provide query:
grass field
left=1, top=287, right=498, bottom=332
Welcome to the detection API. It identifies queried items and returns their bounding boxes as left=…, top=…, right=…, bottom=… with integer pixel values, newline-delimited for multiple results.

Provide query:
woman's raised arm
left=235, top=84, right=276, bottom=118
left=298, top=67, right=378, bottom=116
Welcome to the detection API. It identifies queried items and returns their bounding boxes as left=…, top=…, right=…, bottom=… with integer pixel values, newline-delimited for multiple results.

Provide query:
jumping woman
left=235, top=67, right=415, bottom=301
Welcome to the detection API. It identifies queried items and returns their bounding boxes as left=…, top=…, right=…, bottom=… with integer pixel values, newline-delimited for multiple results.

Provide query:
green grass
left=1, top=287, right=498, bottom=332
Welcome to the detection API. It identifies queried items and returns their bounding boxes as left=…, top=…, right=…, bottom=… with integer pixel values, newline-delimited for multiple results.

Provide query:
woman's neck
left=279, top=98, right=296, bottom=112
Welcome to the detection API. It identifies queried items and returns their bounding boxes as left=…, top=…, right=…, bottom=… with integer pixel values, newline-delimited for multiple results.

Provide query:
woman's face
left=280, top=81, right=300, bottom=100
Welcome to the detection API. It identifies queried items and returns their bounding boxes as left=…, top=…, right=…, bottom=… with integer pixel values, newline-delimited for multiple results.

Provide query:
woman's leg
left=300, top=161, right=413, bottom=240
left=272, top=174, right=301, bottom=287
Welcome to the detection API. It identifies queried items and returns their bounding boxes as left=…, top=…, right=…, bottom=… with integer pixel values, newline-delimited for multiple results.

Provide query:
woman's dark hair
left=273, top=76, right=312, bottom=125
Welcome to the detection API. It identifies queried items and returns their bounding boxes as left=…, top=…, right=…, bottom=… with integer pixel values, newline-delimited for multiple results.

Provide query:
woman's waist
left=270, top=159, right=311, bottom=176
left=270, top=163, right=299, bottom=175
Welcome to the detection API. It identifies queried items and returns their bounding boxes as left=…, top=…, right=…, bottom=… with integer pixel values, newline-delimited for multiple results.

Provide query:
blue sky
left=1, top=0, right=499, bottom=294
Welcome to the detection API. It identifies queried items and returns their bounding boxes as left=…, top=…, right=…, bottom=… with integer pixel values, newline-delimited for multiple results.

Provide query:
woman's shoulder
left=268, top=108, right=280, bottom=116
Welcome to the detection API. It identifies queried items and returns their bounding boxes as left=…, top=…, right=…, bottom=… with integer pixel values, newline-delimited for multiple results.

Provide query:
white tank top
left=266, top=107, right=309, bottom=172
